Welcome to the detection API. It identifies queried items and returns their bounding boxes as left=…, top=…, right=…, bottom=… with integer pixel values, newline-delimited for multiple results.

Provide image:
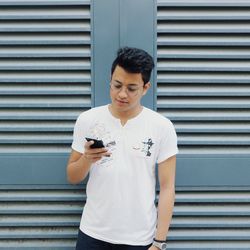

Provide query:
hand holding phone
left=84, top=137, right=111, bottom=163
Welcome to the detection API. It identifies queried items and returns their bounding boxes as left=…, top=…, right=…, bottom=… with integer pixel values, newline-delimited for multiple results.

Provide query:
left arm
left=149, top=155, right=176, bottom=249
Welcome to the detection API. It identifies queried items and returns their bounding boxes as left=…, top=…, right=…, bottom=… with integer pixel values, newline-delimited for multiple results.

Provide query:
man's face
left=110, top=65, right=150, bottom=114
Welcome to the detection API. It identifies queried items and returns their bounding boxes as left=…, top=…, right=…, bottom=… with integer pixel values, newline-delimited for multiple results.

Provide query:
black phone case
left=85, top=137, right=104, bottom=148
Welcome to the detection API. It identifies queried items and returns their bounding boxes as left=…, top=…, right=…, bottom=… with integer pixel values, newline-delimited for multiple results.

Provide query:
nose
left=118, top=86, right=128, bottom=98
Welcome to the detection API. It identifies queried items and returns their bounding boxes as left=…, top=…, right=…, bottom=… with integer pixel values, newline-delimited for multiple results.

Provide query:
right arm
left=67, top=141, right=111, bottom=184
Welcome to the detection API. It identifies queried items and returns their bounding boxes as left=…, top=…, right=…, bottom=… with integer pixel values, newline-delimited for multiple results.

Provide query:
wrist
left=78, top=154, right=92, bottom=174
left=154, top=238, right=166, bottom=243
left=82, top=153, right=92, bottom=165
left=154, top=232, right=167, bottom=242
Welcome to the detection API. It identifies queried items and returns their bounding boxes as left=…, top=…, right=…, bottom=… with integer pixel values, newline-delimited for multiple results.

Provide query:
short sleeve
left=71, top=114, right=86, bottom=154
left=157, top=119, right=178, bottom=164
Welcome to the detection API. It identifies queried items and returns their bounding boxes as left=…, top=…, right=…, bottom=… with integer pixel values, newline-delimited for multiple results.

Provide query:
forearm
left=67, top=154, right=92, bottom=184
left=155, top=187, right=175, bottom=241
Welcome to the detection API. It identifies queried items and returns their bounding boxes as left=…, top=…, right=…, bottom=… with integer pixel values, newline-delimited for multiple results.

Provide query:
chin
left=113, top=102, right=130, bottom=111
left=116, top=104, right=130, bottom=111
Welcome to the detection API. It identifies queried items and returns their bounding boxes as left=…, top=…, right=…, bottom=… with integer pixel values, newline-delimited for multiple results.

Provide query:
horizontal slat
left=157, top=47, right=250, bottom=59
left=0, top=98, right=90, bottom=107
left=158, top=22, right=250, bottom=33
left=0, top=222, right=79, bottom=227
left=0, top=121, right=75, bottom=129
left=157, top=0, right=250, bottom=7
left=0, top=242, right=75, bottom=250
left=157, top=8, right=250, bottom=20
left=157, top=35, right=250, bottom=46
left=178, top=138, right=250, bottom=146
left=0, top=115, right=80, bottom=121
left=0, top=7, right=90, bottom=20
left=166, top=242, right=250, bottom=249
left=0, top=202, right=82, bottom=214
left=0, top=139, right=72, bottom=146
left=158, top=103, right=250, bottom=110
left=0, top=227, right=77, bottom=239
left=174, top=122, right=250, bottom=133
left=0, top=82, right=91, bottom=92
left=0, top=245, right=74, bottom=250
left=0, top=215, right=80, bottom=227
left=0, top=104, right=89, bottom=109
left=158, top=60, right=250, bottom=72
left=0, top=72, right=91, bottom=82
left=177, top=129, right=250, bottom=133
left=176, top=147, right=250, bottom=154
left=0, top=127, right=73, bottom=132
left=171, top=217, right=250, bottom=228
left=166, top=229, right=250, bottom=240
left=176, top=192, right=250, bottom=202
left=0, top=0, right=90, bottom=5
left=0, top=21, right=90, bottom=32
left=157, top=73, right=250, bottom=83
left=157, top=85, right=250, bottom=96
left=0, top=59, right=90, bottom=70
left=0, top=193, right=85, bottom=202
left=1, top=90, right=91, bottom=95
left=158, top=91, right=250, bottom=96
left=0, top=140, right=71, bottom=145
left=159, top=110, right=250, bottom=120
left=157, top=97, right=250, bottom=108
left=0, top=145, right=71, bottom=153
left=174, top=205, right=250, bottom=216
left=0, top=46, right=91, bottom=58
left=0, top=33, right=90, bottom=45
left=0, top=128, right=73, bottom=133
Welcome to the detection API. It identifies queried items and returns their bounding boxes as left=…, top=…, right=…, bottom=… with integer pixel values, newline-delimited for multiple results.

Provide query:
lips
left=116, top=99, right=128, bottom=105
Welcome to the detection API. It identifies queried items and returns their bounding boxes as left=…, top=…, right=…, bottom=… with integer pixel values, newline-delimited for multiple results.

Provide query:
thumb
left=85, top=140, right=94, bottom=149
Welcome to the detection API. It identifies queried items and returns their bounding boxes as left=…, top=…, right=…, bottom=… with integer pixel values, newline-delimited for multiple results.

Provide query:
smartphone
left=85, top=137, right=104, bottom=149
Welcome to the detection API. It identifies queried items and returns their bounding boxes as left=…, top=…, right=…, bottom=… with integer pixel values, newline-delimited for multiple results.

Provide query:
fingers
left=84, top=140, right=111, bottom=163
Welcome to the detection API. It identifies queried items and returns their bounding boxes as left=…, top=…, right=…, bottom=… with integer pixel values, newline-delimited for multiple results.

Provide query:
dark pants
left=76, top=230, right=152, bottom=250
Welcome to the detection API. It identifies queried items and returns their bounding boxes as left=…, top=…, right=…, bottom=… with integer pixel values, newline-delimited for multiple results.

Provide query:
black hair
left=111, top=47, right=154, bottom=85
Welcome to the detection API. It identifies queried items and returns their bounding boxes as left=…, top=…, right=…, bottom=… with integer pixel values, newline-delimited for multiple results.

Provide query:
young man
left=67, top=47, right=178, bottom=250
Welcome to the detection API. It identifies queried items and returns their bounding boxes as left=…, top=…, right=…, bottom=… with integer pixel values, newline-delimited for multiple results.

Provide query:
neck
left=108, top=104, right=143, bottom=122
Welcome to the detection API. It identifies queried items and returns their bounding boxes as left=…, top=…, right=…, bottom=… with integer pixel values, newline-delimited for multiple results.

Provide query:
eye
left=113, top=83, right=122, bottom=89
left=127, top=87, right=138, bottom=92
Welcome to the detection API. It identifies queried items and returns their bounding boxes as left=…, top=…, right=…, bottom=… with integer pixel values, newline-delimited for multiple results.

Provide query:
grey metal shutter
left=0, top=0, right=91, bottom=249
left=157, top=0, right=250, bottom=249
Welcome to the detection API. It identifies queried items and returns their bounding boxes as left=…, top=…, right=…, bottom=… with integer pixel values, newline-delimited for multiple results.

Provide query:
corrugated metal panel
left=156, top=188, right=250, bottom=249
left=0, top=0, right=91, bottom=249
left=0, top=185, right=84, bottom=249
left=1, top=187, right=250, bottom=249
left=0, top=0, right=91, bottom=154
left=157, top=0, right=250, bottom=155
left=157, top=0, right=250, bottom=249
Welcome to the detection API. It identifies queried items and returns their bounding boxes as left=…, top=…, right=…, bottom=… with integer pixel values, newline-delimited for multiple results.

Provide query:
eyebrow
left=113, top=80, right=139, bottom=86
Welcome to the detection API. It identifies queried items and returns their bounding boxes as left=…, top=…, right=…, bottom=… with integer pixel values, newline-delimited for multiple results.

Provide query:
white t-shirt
left=71, top=105, right=178, bottom=245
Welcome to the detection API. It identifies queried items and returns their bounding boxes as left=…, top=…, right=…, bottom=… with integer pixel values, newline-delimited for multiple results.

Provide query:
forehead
left=111, top=65, right=143, bottom=85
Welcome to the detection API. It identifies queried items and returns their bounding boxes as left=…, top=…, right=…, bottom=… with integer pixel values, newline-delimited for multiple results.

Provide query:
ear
left=142, top=82, right=151, bottom=96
